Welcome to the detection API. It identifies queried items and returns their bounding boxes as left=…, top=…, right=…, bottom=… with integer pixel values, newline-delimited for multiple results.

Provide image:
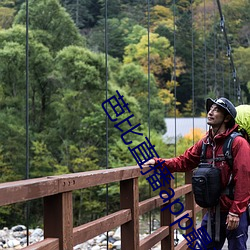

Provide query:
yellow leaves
left=0, top=7, right=15, bottom=29
left=184, top=128, right=205, bottom=142
left=176, top=128, right=205, bottom=158
left=158, top=88, right=174, bottom=105
left=124, top=32, right=174, bottom=75
left=149, top=5, right=174, bottom=32
left=166, top=80, right=180, bottom=91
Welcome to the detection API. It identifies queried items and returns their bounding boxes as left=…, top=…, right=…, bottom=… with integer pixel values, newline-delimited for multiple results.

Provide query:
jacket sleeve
left=230, top=136, right=250, bottom=215
left=153, top=139, right=203, bottom=173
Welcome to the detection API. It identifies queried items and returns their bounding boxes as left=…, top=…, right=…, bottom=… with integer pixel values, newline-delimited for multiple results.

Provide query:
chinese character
left=153, top=162, right=175, bottom=185
left=128, top=137, right=159, bottom=169
left=197, top=226, right=213, bottom=246
left=183, top=226, right=215, bottom=250
left=102, top=90, right=131, bottom=122
left=114, top=114, right=143, bottom=145
left=147, top=174, right=162, bottom=191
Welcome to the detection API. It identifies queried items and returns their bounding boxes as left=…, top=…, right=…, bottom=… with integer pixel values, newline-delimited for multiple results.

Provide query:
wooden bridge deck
left=0, top=165, right=200, bottom=250
left=0, top=165, right=248, bottom=250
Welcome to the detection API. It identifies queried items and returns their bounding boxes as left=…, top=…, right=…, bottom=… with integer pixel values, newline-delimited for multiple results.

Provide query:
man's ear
left=224, top=114, right=232, bottom=123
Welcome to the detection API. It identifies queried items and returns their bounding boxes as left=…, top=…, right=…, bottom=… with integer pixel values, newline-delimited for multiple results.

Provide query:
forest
left=0, top=0, right=249, bottom=227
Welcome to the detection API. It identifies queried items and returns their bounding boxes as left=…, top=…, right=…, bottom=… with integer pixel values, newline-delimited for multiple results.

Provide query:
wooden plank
left=140, top=226, right=169, bottom=250
left=195, top=204, right=203, bottom=213
left=58, top=165, right=142, bottom=192
left=0, top=177, right=59, bottom=206
left=175, top=239, right=188, bottom=250
left=0, top=165, right=144, bottom=206
left=22, top=238, right=59, bottom=250
left=171, top=210, right=193, bottom=230
left=139, top=194, right=169, bottom=216
left=120, top=178, right=139, bottom=250
left=185, top=172, right=197, bottom=237
left=174, top=184, right=192, bottom=198
left=139, top=184, right=192, bottom=216
left=73, top=209, right=131, bottom=245
left=44, top=192, right=73, bottom=250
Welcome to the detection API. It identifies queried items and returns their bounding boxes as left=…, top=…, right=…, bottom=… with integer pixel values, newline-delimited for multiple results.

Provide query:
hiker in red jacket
left=143, top=97, right=250, bottom=250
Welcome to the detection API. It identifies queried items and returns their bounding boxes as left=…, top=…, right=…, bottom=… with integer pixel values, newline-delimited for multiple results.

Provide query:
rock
left=107, top=231, right=114, bottom=237
left=113, top=240, right=121, bottom=249
left=14, top=245, right=23, bottom=249
left=100, top=240, right=108, bottom=246
left=108, top=236, right=116, bottom=243
left=87, top=238, right=94, bottom=245
left=0, top=230, right=7, bottom=238
left=92, top=245, right=101, bottom=250
left=30, top=228, right=43, bottom=238
left=95, top=234, right=106, bottom=243
left=113, top=227, right=120, bottom=240
left=20, top=237, right=27, bottom=245
left=7, top=239, right=20, bottom=247
left=11, top=226, right=26, bottom=232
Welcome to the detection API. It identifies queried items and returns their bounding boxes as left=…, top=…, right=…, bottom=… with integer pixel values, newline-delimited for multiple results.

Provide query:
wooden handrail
left=0, top=165, right=202, bottom=250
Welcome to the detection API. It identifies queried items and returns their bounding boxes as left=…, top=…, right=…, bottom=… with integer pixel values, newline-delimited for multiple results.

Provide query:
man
left=143, top=97, right=250, bottom=249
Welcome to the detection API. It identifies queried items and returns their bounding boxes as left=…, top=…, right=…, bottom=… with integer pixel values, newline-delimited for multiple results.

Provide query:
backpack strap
left=200, top=142, right=208, bottom=163
left=222, top=132, right=242, bottom=200
left=223, top=131, right=242, bottom=169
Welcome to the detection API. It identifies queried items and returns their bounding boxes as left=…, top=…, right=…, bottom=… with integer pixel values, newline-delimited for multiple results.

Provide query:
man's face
left=207, top=104, right=226, bottom=127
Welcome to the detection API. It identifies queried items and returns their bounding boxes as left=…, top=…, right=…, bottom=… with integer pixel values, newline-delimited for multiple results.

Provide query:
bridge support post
left=120, top=178, right=139, bottom=250
left=185, top=171, right=197, bottom=246
left=161, top=179, right=175, bottom=250
left=44, top=192, right=73, bottom=250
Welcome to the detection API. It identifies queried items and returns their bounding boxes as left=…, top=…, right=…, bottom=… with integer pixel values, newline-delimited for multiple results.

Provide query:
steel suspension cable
left=25, top=0, right=30, bottom=245
left=173, top=0, right=177, bottom=156
left=218, top=31, right=225, bottom=96
left=203, top=0, right=207, bottom=97
left=213, top=0, right=217, bottom=94
left=216, top=0, right=242, bottom=104
left=147, top=0, right=152, bottom=234
left=104, top=0, right=109, bottom=248
left=172, top=0, right=179, bottom=244
left=191, top=0, right=195, bottom=145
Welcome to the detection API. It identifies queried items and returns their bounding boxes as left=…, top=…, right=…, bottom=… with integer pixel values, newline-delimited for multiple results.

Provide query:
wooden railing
left=0, top=165, right=203, bottom=250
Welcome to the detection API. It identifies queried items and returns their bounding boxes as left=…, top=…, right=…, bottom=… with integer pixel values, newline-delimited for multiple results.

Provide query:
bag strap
left=223, top=131, right=242, bottom=170
left=222, top=132, right=243, bottom=199
left=200, top=142, right=208, bottom=163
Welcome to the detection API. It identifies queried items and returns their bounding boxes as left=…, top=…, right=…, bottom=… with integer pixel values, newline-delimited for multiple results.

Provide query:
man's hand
left=137, top=159, right=156, bottom=168
left=143, top=159, right=156, bottom=166
left=226, top=213, right=240, bottom=230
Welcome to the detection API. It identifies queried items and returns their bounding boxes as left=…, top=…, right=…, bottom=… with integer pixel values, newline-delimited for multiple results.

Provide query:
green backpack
left=235, top=105, right=250, bottom=142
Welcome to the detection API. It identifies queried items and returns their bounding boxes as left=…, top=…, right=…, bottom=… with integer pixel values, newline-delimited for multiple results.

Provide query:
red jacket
left=154, top=124, right=250, bottom=216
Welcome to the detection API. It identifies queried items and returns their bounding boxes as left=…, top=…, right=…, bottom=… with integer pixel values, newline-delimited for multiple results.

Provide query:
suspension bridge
left=0, top=0, right=249, bottom=249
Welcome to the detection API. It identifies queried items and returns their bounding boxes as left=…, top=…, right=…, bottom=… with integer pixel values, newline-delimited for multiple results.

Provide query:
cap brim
left=206, top=98, right=215, bottom=113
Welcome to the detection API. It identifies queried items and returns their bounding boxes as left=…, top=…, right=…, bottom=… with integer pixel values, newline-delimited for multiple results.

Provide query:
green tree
left=234, top=46, right=250, bottom=102
left=0, top=6, right=15, bottom=29
left=14, top=0, right=84, bottom=52
left=116, top=63, right=165, bottom=132
left=61, top=0, right=101, bottom=29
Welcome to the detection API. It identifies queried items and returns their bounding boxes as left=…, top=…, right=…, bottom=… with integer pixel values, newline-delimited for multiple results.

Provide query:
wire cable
left=213, top=0, right=217, bottom=95
left=204, top=0, right=207, bottom=97
left=215, top=0, right=242, bottom=104
left=104, top=0, right=109, bottom=248
left=25, top=0, right=30, bottom=245
left=147, top=0, right=152, bottom=234
left=191, top=0, right=195, bottom=145
left=172, top=0, right=179, bottom=244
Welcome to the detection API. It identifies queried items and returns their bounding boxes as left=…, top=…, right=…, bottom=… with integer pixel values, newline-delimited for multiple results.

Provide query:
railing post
left=161, top=179, right=175, bottom=250
left=120, top=178, right=139, bottom=250
left=185, top=171, right=196, bottom=232
left=44, top=192, right=73, bottom=250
